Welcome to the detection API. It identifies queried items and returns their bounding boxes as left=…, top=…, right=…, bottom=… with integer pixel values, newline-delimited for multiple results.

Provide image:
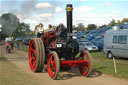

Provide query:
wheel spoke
left=52, top=61, right=56, bottom=71
left=30, top=47, right=36, bottom=55
left=33, top=61, right=36, bottom=68
left=51, top=59, right=54, bottom=66
left=31, top=57, right=36, bottom=61
left=48, top=61, right=54, bottom=77
left=50, top=56, right=55, bottom=72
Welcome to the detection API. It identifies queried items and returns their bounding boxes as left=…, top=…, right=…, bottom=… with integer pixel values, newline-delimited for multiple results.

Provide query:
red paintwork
left=60, top=51, right=90, bottom=76
left=42, top=31, right=56, bottom=47
left=47, top=53, right=56, bottom=78
left=28, top=40, right=37, bottom=71
left=60, top=60, right=86, bottom=68
left=47, top=51, right=90, bottom=77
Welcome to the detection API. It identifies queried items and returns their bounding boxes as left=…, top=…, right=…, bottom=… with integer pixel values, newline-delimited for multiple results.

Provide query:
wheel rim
left=47, top=53, right=56, bottom=78
left=28, top=40, right=37, bottom=71
left=79, top=52, right=90, bottom=76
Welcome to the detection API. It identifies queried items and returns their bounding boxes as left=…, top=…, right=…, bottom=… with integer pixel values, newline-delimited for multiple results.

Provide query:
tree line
left=74, top=18, right=128, bottom=31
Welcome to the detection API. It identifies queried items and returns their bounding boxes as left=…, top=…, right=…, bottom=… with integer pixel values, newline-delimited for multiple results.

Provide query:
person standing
left=16, top=40, right=19, bottom=49
left=10, top=41, right=13, bottom=50
left=35, top=23, right=44, bottom=38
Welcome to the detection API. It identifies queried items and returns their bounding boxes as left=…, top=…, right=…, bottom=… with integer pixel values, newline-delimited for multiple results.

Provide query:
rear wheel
left=47, top=51, right=60, bottom=80
left=79, top=51, right=92, bottom=77
left=28, top=38, right=45, bottom=72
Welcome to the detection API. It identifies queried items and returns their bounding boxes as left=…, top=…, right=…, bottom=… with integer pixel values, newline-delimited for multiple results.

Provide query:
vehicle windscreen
left=85, top=43, right=92, bottom=46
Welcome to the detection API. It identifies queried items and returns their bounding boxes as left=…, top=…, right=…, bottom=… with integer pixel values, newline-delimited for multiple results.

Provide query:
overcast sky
left=0, top=0, right=128, bottom=30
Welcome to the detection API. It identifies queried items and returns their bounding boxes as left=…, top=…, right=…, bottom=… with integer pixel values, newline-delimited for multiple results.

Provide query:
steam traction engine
left=28, top=4, right=92, bottom=80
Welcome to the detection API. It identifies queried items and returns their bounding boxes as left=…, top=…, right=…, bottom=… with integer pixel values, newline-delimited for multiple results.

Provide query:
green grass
left=0, top=56, right=46, bottom=85
left=91, top=52, right=128, bottom=79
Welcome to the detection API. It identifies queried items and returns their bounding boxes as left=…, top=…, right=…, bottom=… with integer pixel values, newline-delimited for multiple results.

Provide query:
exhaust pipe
left=66, top=4, right=73, bottom=39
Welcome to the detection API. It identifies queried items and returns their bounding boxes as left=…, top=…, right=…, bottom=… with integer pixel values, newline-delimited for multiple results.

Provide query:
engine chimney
left=66, top=4, right=73, bottom=38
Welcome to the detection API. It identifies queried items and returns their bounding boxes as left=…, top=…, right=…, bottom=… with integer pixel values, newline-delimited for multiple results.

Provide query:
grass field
left=91, top=52, right=128, bottom=79
left=0, top=56, right=46, bottom=85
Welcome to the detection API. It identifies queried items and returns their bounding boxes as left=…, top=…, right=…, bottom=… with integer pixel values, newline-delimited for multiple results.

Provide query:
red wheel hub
left=47, top=53, right=56, bottom=78
left=28, top=40, right=37, bottom=71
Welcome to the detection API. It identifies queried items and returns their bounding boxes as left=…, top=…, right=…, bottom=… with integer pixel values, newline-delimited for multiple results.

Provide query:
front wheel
left=47, top=51, right=60, bottom=80
left=79, top=51, right=92, bottom=77
left=107, top=52, right=113, bottom=59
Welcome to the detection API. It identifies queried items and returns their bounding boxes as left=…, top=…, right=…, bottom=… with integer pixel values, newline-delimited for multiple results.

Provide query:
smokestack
left=66, top=4, right=73, bottom=38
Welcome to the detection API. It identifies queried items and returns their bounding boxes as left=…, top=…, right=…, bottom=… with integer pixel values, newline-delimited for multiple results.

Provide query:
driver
left=48, top=24, right=55, bottom=32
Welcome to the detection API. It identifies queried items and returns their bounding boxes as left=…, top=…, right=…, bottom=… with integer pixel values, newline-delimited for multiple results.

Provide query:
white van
left=104, top=27, right=128, bottom=59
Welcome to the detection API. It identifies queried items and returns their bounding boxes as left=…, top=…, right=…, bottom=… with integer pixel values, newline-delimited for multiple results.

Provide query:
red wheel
left=47, top=51, right=60, bottom=80
left=28, top=38, right=45, bottom=72
left=79, top=51, right=92, bottom=77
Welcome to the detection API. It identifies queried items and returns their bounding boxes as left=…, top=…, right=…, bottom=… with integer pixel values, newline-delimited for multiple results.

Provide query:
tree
left=98, top=24, right=107, bottom=29
left=34, top=24, right=39, bottom=31
left=72, top=25, right=78, bottom=31
left=87, top=24, right=97, bottom=30
left=20, top=22, right=31, bottom=33
left=121, top=18, right=128, bottom=24
left=77, top=23, right=85, bottom=31
left=108, top=19, right=116, bottom=26
left=12, top=22, right=31, bottom=38
left=116, top=20, right=121, bottom=25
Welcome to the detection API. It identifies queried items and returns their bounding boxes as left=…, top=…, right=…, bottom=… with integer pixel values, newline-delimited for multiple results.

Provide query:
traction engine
left=28, top=4, right=92, bottom=80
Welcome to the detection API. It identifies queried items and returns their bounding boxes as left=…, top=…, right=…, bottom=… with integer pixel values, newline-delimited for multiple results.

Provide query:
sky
left=0, top=0, right=128, bottom=30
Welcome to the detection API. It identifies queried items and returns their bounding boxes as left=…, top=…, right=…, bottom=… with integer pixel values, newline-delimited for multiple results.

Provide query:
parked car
left=79, top=41, right=98, bottom=51
left=119, top=24, right=128, bottom=29
left=77, top=38, right=89, bottom=42
left=91, top=38, right=104, bottom=51
left=86, top=30, right=99, bottom=40
left=104, top=27, right=128, bottom=59
left=15, top=36, right=24, bottom=41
